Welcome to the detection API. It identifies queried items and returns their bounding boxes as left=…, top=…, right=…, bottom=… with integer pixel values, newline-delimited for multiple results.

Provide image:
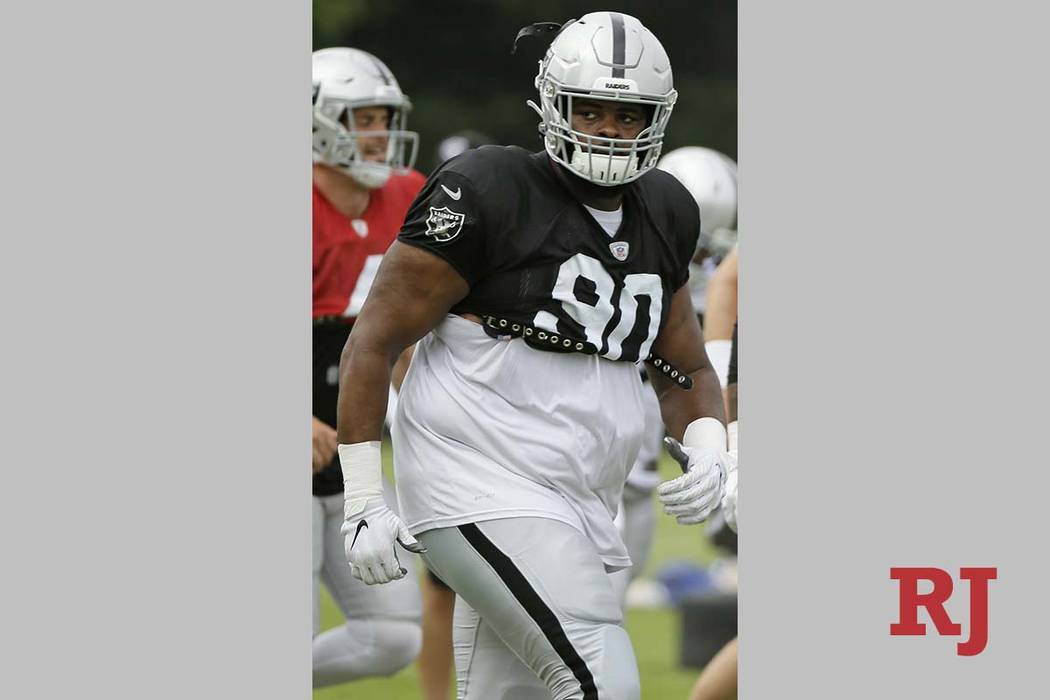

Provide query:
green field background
left=314, top=443, right=725, bottom=699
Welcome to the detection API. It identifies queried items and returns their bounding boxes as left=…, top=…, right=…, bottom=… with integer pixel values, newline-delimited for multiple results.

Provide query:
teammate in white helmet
left=336, top=14, right=732, bottom=700
left=658, top=146, right=737, bottom=380
left=311, top=46, right=424, bottom=688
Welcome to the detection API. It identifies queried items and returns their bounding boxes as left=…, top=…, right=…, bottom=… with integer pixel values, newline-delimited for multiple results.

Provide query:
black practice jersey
left=398, top=147, right=700, bottom=364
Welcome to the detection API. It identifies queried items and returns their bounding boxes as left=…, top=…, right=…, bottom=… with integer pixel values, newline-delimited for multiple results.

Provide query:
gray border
left=1, top=2, right=311, bottom=697
left=740, top=1, right=1050, bottom=696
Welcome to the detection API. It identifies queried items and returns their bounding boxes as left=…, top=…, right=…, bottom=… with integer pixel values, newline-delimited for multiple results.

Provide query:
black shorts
left=312, top=320, right=353, bottom=497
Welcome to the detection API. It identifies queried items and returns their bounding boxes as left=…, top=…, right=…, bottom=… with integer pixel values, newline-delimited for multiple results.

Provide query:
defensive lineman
left=311, top=47, right=423, bottom=687
left=337, top=14, right=732, bottom=699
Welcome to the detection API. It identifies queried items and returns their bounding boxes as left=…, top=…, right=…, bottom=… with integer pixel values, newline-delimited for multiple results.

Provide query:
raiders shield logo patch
left=609, top=241, right=630, bottom=261
left=425, top=206, right=465, bottom=242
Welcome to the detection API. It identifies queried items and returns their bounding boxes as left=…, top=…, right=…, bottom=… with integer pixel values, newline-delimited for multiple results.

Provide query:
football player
left=658, top=146, right=737, bottom=369
left=433, top=129, right=496, bottom=168
left=311, top=47, right=424, bottom=687
left=688, top=322, right=738, bottom=700
left=336, top=13, right=732, bottom=700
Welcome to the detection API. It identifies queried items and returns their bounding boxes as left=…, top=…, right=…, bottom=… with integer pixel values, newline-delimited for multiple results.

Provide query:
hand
left=658, top=436, right=728, bottom=525
left=342, top=498, right=427, bottom=585
left=312, top=416, right=338, bottom=473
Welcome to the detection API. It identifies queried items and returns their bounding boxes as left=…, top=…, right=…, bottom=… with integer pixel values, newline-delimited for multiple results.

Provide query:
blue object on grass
left=656, top=561, right=716, bottom=605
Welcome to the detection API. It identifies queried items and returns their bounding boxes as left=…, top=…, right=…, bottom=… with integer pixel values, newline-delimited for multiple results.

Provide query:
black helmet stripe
left=609, top=12, right=626, bottom=78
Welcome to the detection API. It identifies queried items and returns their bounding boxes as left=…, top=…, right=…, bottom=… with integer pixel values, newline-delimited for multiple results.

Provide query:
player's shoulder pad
left=435, top=145, right=534, bottom=188
left=426, top=145, right=534, bottom=221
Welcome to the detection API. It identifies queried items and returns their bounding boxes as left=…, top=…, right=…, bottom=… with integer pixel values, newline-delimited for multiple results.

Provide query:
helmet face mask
left=529, top=13, right=677, bottom=187
left=312, top=48, right=419, bottom=189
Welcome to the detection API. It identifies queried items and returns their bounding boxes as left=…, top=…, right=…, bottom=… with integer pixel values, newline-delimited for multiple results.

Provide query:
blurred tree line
left=314, top=0, right=736, bottom=173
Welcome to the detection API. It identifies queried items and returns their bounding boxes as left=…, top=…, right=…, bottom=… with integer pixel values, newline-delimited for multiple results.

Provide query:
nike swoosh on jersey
left=440, top=184, right=462, bottom=200
left=350, top=519, right=369, bottom=549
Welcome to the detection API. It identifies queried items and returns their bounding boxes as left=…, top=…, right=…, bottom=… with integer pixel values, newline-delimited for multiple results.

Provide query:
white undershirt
left=583, top=204, right=623, bottom=238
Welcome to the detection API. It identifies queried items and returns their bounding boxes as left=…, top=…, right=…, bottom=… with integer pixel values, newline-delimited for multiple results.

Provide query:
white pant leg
left=611, top=485, right=656, bottom=606
left=312, top=490, right=423, bottom=687
left=622, top=484, right=657, bottom=579
left=312, top=496, right=324, bottom=636
left=419, top=517, right=640, bottom=700
left=313, top=617, right=423, bottom=687
left=453, top=596, right=550, bottom=700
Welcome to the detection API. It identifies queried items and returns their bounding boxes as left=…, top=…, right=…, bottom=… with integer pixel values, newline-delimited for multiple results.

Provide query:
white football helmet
left=529, top=12, right=677, bottom=186
left=312, top=47, right=419, bottom=189
left=657, top=146, right=738, bottom=256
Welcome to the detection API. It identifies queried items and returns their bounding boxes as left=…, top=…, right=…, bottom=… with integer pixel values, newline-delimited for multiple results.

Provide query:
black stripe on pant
left=458, top=522, right=599, bottom=700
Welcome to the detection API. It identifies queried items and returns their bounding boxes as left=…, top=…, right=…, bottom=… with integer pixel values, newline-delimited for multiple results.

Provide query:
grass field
left=314, top=445, right=725, bottom=699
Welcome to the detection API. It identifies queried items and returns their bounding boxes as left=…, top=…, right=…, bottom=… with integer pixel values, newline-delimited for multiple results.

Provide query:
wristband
left=683, top=417, right=727, bottom=452
left=339, top=441, right=383, bottom=520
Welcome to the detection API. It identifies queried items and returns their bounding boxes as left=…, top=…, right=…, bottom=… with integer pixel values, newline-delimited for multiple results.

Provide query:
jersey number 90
left=534, top=253, right=663, bottom=362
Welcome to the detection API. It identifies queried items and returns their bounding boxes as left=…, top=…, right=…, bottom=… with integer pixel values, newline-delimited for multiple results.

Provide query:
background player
left=689, top=321, right=738, bottom=700
left=336, top=14, right=732, bottom=699
left=657, top=146, right=737, bottom=377
left=311, top=46, right=424, bottom=688
left=613, top=146, right=739, bottom=605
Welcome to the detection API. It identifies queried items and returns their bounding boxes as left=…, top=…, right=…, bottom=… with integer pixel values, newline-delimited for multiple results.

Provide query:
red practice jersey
left=313, top=169, right=426, bottom=318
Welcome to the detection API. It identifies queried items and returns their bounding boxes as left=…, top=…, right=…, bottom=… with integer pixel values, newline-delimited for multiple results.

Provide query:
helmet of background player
left=657, top=146, right=738, bottom=257
left=528, top=12, right=677, bottom=187
left=434, top=130, right=495, bottom=167
left=312, top=47, right=420, bottom=189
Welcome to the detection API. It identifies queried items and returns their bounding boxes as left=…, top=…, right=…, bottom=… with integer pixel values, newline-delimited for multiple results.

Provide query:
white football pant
left=611, top=482, right=657, bottom=605
left=419, top=517, right=640, bottom=700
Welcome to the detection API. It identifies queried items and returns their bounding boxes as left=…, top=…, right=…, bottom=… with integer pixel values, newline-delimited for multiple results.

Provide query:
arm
left=312, top=416, right=338, bottom=473
left=722, top=321, right=739, bottom=531
left=651, top=284, right=730, bottom=525
left=649, top=284, right=727, bottom=440
left=335, top=241, right=469, bottom=585
left=702, top=245, right=738, bottom=342
left=336, top=241, right=468, bottom=445
left=702, top=246, right=738, bottom=390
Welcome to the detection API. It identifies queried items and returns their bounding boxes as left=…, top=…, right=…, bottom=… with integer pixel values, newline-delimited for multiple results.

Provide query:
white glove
left=720, top=452, right=738, bottom=532
left=339, top=442, right=426, bottom=586
left=658, top=418, right=729, bottom=525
